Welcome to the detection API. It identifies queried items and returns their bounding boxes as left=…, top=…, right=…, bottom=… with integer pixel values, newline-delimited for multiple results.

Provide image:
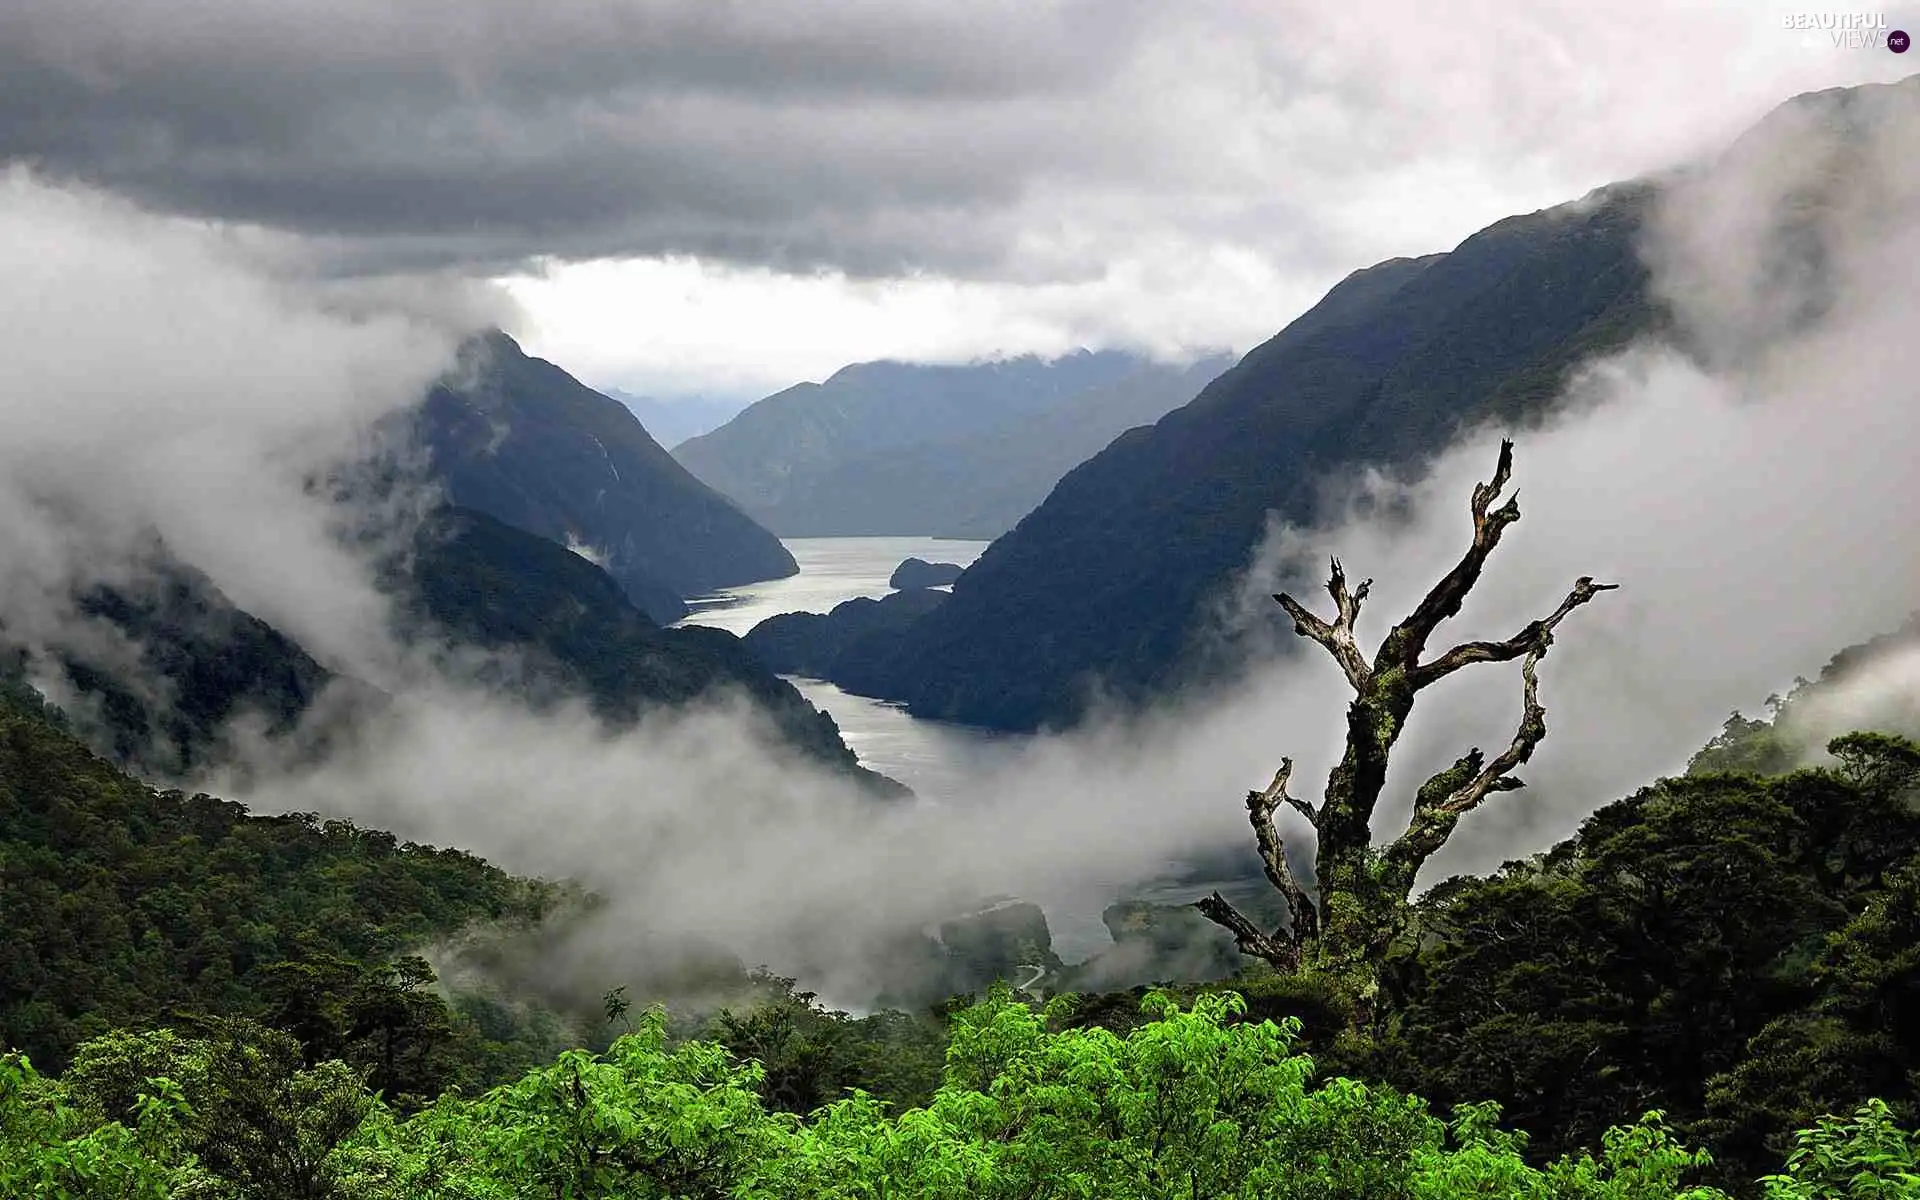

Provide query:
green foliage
left=0, top=694, right=566, bottom=1079
left=0, top=650, right=70, bottom=732
left=1827, top=733, right=1920, bottom=798
left=704, top=970, right=946, bottom=1116
left=1371, top=761, right=1920, bottom=1186
left=1759, top=1101, right=1920, bottom=1199
left=1, top=1049, right=187, bottom=1199
left=17, top=990, right=1920, bottom=1198
left=1690, top=711, right=1801, bottom=777
left=1698, top=856, right=1920, bottom=1177
left=183, top=1022, right=374, bottom=1200
left=428, top=1007, right=788, bottom=1199
left=1688, top=617, right=1920, bottom=780
left=8, top=1020, right=383, bottom=1200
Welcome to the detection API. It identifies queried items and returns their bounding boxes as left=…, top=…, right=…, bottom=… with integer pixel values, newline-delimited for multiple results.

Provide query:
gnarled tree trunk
left=1195, top=440, right=1614, bottom=1014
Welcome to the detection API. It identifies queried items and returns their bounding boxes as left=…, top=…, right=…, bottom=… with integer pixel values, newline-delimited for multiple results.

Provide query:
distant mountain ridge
left=417, top=332, right=796, bottom=622
left=672, top=349, right=1191, bottom=536
left=604, top=389, right=751, bottom=450
left=737, top=353, right=1235, bottom=539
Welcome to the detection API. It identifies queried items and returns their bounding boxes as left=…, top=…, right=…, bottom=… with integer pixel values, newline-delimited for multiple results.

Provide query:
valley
left=4, top=15, right=1920, bottom=1194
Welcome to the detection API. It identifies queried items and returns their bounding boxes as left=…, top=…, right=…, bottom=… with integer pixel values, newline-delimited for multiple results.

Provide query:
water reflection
left=682, top=536, right=988, bottom=637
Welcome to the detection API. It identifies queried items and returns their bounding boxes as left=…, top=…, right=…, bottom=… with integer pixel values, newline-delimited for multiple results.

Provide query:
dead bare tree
left=1195, top=439, right=1615, bottom=1001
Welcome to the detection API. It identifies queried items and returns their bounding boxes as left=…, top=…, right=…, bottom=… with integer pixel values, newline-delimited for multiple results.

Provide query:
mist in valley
left=2, top=74, right=1918, bottom=1019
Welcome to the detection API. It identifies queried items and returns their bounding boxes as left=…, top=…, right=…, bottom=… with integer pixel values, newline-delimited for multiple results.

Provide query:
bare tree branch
left=1194, top=758, right=1320, bottom=966
left=1195, top=892, right=1298, bottom=969
left=1206, top=437, right=1615, bottom=992
left=1382, top=439, right=1523, bottom=670
left=1409, top=576, right=1619, bottom=689
left=1273, top=558, right=1374, bottom=692
left=1245, top=759, right=1321, bottom=945
left=1382, top=629, right=1573, bottom=890
left=1444, top=648, right=1548, bottom=815
left=1281, top=793, right=1320, bottom=828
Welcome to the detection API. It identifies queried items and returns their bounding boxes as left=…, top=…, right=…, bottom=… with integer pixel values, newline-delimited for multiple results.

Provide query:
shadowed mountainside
left=402, top=506, right=900, bottom=794
left=803, top=185, right=1663, bottom=729
left=418, top=332, right=797, bottom=623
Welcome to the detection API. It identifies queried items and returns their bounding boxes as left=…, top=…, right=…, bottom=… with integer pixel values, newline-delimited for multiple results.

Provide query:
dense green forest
left=0, top=687, right=576, bottom=1087
left=6, top=989, right=1916, bottom=1198
left=7, top=625, right=1920, bottom=1195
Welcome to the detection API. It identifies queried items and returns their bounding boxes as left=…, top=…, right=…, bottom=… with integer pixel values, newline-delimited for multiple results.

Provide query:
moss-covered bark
left=1196, top=440, right=1615, bottom=1031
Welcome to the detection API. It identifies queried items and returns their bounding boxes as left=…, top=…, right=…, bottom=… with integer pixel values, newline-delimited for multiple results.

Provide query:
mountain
left=1688, top=612, right=1920, bottom=777
left=0, top=513, right=886, bottom=790
left=731, top=354, right=1235, bottom=539
left=401, top=506, right=901, bottom=794
left=803, top=75, right=1920, bottom=732
left=812, top=188, right=1664, bottom=729
left=0, top=554, right=339, bottom=778
left=671, top=349, right=1158, bottom=536
left=416, top=332, right=796, bottom=623
left=604, top=389, right=752, bottom=449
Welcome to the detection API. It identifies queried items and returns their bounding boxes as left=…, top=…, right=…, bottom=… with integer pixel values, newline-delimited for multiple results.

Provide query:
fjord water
left=676, top=537, right=1017, bottom=799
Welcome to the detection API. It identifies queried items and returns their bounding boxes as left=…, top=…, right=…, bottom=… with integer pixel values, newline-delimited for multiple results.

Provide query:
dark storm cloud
left=16, top=0, right=1855, bottom=283
left=0, top=0, right=1186, bottom=276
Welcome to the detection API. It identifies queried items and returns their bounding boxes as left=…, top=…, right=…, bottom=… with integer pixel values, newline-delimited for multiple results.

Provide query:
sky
left=3, top=1, right=1914, bottom=401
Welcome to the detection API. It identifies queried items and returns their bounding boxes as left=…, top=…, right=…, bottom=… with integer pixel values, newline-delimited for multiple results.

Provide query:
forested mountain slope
left=0, top=557, right=340, bottom=779
left=400, top=507, right=896, bottom=791
left=0, top=512, right=879, bottom=790
left=0, top=688, right=568, bottom=1076
left=825, top=188, right=1661, bottom=729
left=780, top=74, right=1920, bottom=733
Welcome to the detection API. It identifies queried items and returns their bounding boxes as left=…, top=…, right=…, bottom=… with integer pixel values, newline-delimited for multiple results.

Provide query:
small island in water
left=889, top=557, right=964, bottom=589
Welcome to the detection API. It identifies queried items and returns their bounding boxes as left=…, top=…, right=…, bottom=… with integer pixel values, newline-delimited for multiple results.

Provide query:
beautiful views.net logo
left=1784, top=12, right=1911, bottom=50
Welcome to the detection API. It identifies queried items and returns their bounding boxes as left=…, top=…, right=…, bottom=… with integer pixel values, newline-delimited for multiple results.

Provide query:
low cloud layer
left=0, top=170, right=470, bottom=682
left=211, top=71, right=1920, bottom=983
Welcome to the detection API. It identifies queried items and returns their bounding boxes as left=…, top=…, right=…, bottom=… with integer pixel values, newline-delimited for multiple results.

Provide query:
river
left=675, top=536, right=1018, bottom=799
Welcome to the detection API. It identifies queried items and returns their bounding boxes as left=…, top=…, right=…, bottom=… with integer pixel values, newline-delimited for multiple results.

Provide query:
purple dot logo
left=1892, top=28, right=1912, bottom=52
